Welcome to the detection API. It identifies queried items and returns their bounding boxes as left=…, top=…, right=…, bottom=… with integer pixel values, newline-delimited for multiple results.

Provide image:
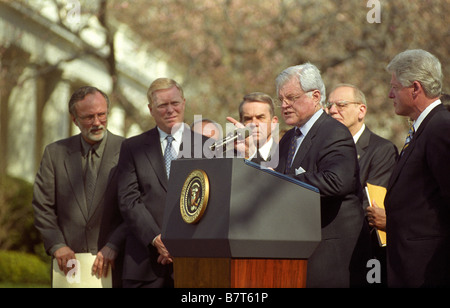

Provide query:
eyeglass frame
left=76, top=112, right=108, bottom=124
left=276, top=90, right=315, bottom=107
left=324, top=100, right=362, bottom=110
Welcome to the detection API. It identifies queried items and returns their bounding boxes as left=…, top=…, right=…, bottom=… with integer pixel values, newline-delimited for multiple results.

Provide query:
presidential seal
left=180, top=169, right=210, bottom=224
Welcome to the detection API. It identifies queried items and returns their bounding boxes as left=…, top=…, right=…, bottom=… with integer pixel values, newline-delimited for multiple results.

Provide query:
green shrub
left=0, top=250, right=50, bottom=284
left=0, top=175, right=47, bottom=261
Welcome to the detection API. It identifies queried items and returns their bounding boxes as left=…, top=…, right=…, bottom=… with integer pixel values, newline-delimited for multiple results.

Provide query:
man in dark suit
left=326, top=84, right=398, bottom=200
left=384, top=49, right=450, bottom=287
left=117, top=78, right=209, bottom=288
left=32, top=86, right=126, bottom=287
left=239, top=92, right=279, bottom=167
left=274, top=63, right=371, bottom=287
left=326, top=84, right=398, bottom=286
left=227, top=92, right=279, bottom=168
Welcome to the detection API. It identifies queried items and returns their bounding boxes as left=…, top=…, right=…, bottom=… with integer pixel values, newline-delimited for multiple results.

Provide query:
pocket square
left=295, top=166, right=306, bottom=175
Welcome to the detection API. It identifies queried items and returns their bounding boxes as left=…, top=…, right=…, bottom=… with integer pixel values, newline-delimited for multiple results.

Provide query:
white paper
left=52, top=253, right=112, bottom=288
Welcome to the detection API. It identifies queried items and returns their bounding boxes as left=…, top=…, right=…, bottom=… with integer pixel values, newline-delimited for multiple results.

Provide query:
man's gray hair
left=330, top=83, right=367, bottom=106
left=387, top=49, right=442, bottom=98
left=275, top=63, right=326, bottom=105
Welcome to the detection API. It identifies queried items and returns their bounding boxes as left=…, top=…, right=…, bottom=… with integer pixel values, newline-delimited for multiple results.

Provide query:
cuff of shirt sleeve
left=151, top=235, right=158, bottom=247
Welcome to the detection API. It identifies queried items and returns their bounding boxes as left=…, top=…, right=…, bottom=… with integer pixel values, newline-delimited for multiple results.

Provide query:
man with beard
left=32, top=86, right=126, bottom=287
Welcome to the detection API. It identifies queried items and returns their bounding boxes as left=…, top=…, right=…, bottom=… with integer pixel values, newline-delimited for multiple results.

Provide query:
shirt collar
left=298, top=108, right=324, bottom=136
left=259, top=137, right=274, bottom=160
left=413, top=99, right=442, bottom=132
left=81, top=131, right=108, bottom=158
left=157, top=123, right=185, bottom=143
left=353, top=123, right=365, bottom=144
left=249, top=137, right=274, bottom=160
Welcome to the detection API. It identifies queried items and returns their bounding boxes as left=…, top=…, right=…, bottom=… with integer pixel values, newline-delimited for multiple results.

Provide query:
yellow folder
left=365, top=183, right=387, bottom=247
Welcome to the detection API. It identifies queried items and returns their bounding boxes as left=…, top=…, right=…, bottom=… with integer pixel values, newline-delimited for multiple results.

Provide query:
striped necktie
left=400, top=125, right=415, bottom=156
left=285, top=128, right=302, bottom=173
left=85, top=147, right=97, bottom=208
left=164, top=135, right=176, bottom=179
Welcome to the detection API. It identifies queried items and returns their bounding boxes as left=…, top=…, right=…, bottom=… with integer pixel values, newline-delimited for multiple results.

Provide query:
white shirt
left=353, top=124, right=366, bottom=144
left=412, top=99, right=442, bottom=132
left=249, top=137, right=274, bottom=161
left=157, top=124, right=185, bottom=157
left=292, top=109, right=324, bottom=158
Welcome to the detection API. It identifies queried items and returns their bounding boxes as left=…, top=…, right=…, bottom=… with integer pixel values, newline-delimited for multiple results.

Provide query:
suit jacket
left=276, top=112, right=371, bottom=287
left=117, top=125, right=209, bottom=283
left=356, top=127, right=398, bottom=208
left=32, top=131, right=126, bottom=286
left=385, top=104, right=450, bottom=287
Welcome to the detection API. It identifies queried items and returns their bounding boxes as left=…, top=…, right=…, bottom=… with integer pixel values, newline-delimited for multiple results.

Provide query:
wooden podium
left=162, top=158, right=321, bottom=288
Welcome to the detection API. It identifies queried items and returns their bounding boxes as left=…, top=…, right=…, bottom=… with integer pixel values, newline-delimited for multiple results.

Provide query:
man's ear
left=148, top=103, right=153, bottom=116
left=311, top=90, right=322, bottom=105
left=358, top=104, right=367, bottom=121
left=412, top=81, right=423, bottom=98
left=312, top=90, right=321, bottom=104
left=71, top=114, right=79, bottom=127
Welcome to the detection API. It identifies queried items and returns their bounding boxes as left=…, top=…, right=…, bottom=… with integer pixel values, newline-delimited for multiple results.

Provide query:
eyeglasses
left=77, top=112, right=108, bottom=124
left=324, top=101, right=362, bottom=110
left=277, top=91, right=313, bottom=107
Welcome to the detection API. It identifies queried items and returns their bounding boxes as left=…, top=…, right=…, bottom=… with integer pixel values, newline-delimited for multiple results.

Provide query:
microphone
left=209, top=127, right=251, bottom=151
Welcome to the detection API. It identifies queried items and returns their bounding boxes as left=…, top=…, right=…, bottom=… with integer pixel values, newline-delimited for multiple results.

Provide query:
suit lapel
left=387, top=105, right=441, bottom=191
left=88, top=132, right=121, bottom=218
left=276, top=130, right=290, bottom=173
left=145, top=125, right=199, bottom=190
left=356, top=127, right=370, bottom=161
left=387, top=134, right=418, bottom=192
left=144, top=128, right=168, bottom=190
left=289, top=113, right=327, bottom=173
left=290, top=135, right=312, bottom=173
left=64, top=135, right=89, bottom=220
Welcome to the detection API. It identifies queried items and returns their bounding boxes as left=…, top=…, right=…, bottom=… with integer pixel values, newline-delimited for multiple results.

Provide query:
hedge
left=0, top=174, right=44, bottom=257
left=0, top=250, right=50, bottom=284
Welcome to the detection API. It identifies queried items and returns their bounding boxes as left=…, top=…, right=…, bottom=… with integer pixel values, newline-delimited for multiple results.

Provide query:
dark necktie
left=400, top=125, right=415, bottom=156
left=85, top=147, right=97, bottom=208
left=251, top=150, right=264, bottom=164
left=164, top=135, right=176, bottom=179
left=285, top=128, right=302, bottom=173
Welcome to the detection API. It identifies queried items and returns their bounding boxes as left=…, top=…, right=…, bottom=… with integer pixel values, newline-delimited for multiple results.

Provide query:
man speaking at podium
left=275, top=63, right=371, bottom=287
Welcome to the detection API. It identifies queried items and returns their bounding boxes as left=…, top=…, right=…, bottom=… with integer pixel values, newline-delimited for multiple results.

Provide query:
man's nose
left=388, top=89, right=395, bottom=99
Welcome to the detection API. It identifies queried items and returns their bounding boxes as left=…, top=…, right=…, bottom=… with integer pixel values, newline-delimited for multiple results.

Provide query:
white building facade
left=0, top=1, right=176, bottom=182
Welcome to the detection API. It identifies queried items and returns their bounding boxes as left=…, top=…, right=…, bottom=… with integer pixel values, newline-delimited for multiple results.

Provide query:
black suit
left=117, top=124, right=208, bottom=287
left=276, top=112, right=371, bottom=287
left=385, top=104, right=450, bottom=287
left=356, top=126, right=398, bottom=287
left=356, top=126, right=398, bottom=208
